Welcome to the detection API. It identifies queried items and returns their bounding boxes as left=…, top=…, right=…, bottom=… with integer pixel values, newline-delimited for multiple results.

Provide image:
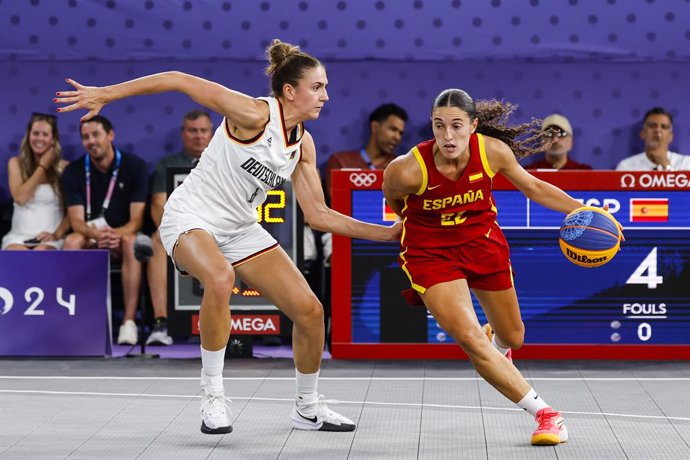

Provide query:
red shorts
left=399, top=224, right=514, bottom=304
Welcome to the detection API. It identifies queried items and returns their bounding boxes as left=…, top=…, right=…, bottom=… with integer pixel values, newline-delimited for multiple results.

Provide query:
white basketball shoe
left=291, top=393, right=356, bottom=432
left=200, top=372, right=233, bottom=434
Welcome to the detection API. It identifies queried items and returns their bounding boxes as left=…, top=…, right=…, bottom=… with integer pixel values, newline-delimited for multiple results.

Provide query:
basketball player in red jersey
left=383, top=89, right=583, bottom=446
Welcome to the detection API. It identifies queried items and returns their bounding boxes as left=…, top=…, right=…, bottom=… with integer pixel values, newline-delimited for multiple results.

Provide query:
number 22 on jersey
left=441, top=211, right=467, bottom=226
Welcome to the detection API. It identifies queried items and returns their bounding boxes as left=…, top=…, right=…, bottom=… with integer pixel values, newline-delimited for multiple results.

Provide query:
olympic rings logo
left=349, top=172, right=377, bottom=187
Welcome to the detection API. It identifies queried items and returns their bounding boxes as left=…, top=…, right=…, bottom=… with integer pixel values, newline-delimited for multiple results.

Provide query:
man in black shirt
left=61, top=115, right=149, bottom=345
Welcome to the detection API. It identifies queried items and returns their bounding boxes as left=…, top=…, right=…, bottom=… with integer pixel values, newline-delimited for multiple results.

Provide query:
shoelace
left=298, top=394, right=340, bottom=413
left=202, top=391, right=232, bottom=417
left=535, top=410, right=559, bottom=430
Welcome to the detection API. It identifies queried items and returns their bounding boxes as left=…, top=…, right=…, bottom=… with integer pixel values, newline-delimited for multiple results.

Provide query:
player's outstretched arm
left=292, top=132, right=401, bottom=242
left=493, top=139, right=625, bottom=239
left=486, top=137, right=581, bottom=214
left=54, top=72, right=268, bottom=131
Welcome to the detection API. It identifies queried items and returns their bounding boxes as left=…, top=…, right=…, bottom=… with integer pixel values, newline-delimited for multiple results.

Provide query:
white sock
left=201, top=346, right=226, bottom=378
left=516, top=388, right=550, bottom=416
left=492, top=335, right=511, bottom=357
left=295, top=369, right=319, bottom=401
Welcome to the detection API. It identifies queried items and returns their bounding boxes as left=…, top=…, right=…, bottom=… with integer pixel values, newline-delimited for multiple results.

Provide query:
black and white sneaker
left=290, top=394, right=356, bottom=432
left=200, top=372, right=233, bottom=434
left=146, top=326, right=173, bottom=346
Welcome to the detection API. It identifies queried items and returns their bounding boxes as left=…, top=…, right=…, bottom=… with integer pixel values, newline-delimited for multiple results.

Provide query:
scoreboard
left=330, top=170, right=690, bottom=360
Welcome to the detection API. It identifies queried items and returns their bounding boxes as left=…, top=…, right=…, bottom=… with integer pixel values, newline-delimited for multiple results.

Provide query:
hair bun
left=265, top=39, right=301, bottom=76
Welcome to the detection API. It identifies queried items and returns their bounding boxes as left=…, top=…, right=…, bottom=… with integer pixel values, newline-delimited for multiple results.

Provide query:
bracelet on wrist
left=37, top=164, right=48, bottom=172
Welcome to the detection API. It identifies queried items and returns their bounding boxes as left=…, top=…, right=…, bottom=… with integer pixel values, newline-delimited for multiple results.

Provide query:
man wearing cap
left=615, top=107, right=690, bottom=171
left=526, top=114, right=592, bottom=170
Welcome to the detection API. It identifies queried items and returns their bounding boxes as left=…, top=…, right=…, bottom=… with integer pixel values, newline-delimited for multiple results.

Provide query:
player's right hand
left=602, top=204, right=625, bottom=241
left=388, top=220, right=403, bottom=241
left=54, top=78, right=107, bottom=121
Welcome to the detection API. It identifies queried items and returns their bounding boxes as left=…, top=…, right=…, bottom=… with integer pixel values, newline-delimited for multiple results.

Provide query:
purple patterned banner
left=0, top=251, right=111, bottom=356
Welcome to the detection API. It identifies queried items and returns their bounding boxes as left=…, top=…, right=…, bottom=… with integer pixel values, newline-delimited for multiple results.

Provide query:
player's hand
left=387, top=220, right=403, bottom=241
left=54, top=78, right=108, bottom=121
left=614, top=218, right=625, bottom=241
left=602, top=204, right=625, bottom=241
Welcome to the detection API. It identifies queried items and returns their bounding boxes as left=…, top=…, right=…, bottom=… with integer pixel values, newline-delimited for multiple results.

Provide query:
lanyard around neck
left=360, top=148, right=375, bottom=169
left=85, top=149, right=122, bottom=221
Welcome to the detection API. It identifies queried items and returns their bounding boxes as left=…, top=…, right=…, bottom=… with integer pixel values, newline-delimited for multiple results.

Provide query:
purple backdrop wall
left=1, top=0, right=690, bottom=203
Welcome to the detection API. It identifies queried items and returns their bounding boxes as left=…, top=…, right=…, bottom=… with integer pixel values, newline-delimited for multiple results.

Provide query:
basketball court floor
left=1, top=357, right=689, bottom=459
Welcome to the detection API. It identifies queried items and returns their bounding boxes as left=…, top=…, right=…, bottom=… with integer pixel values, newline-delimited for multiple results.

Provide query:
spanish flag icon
left=630, top=198, right=669, bottom=222
left=469, top=172, right=484, bottom=183
left=383, top=199, right=397, bottom=221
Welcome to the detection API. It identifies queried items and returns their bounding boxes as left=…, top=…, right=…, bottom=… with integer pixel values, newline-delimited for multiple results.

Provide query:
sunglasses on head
left=543, top=128, right=569, bottom=138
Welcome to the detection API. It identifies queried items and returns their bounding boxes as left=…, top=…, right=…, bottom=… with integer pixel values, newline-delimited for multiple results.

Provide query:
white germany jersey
left=165, top=97, right=303, bottom=236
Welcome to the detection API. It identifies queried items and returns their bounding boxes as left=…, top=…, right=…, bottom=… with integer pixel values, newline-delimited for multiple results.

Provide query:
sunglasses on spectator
left=543, top=128, right=569, bottom=138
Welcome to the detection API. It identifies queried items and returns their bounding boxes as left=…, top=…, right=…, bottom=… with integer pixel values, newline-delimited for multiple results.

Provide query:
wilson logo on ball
left=559, top=206, right=623, bottom=268
left=564, top=247, right=608, bottom=265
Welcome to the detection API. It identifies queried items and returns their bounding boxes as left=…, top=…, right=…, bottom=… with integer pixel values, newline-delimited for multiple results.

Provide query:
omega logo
left=620, top=174, right=636, bottom=188
left=621, top=173, right=690, bottom=188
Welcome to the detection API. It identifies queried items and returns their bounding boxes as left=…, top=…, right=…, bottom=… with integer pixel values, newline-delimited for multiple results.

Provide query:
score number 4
left=626, top=247, right=663, bottom=289
left=625, top=247, right=663, bottom=342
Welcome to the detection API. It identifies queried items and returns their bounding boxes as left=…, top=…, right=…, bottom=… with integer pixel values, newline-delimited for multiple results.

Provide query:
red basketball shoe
left=531, top=407, right=568, bottom=445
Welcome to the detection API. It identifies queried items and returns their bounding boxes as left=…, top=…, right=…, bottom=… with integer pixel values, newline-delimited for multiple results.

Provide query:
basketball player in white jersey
left=54, top=39, right=401, bottom=435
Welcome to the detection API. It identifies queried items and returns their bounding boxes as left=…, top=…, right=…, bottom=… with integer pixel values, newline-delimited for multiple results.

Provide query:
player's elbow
left=306, top=215, right=328, bottom=233
left=304, top=208, right=330, bottom=233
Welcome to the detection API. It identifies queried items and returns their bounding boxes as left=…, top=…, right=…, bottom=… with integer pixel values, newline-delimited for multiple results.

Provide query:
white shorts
left=159, top=209, right=278, bottom=273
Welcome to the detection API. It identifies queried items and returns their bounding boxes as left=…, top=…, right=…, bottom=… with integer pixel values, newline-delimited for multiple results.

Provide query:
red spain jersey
left=400, top=133, right=498, bottom=249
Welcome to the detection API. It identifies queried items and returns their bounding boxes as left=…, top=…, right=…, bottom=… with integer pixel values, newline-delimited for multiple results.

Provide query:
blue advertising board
left=0, top=251, right=111, bottom=356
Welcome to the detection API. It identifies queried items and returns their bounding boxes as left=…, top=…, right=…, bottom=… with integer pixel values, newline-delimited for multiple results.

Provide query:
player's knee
left=499, top=334, right=524, bottom=350
left=293, top=296, right=324, bottom=328
left=203, top=269, right=235, bottom=303
left=499, top=324, right=525, bottom=349
left=449, top=324, right=485, bottom=351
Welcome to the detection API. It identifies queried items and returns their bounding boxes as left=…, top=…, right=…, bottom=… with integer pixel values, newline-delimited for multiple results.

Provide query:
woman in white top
left=2, top=113, right=69, bottom=250
left=55, top=39, right=400, bottom=435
